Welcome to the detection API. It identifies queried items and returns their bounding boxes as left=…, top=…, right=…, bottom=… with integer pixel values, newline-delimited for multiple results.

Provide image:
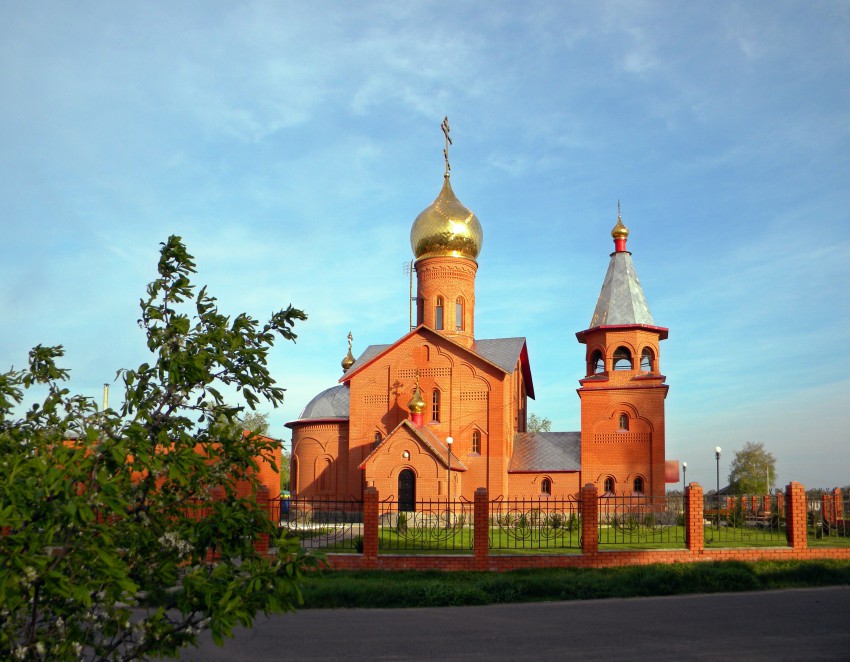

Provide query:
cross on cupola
left=441, top=116, right=452, bottom=179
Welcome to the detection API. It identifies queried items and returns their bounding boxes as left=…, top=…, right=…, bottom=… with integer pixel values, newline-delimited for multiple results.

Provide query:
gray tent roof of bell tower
left=589, top=251, right=655, bottom=327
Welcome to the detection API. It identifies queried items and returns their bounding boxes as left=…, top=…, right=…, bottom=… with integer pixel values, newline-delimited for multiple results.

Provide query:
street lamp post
left=682, top=461, right=687, bottom=491
left=446, top=436, right=453, bottom=527
left=715, top=446, right=722, bottom=530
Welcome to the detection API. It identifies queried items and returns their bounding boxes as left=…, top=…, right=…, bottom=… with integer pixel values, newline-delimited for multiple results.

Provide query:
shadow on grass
left=300, top=560, right=850, bottom=609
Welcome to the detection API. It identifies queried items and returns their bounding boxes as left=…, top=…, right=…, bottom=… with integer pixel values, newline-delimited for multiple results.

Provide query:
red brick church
left=287, top=125, right=675, bottom=505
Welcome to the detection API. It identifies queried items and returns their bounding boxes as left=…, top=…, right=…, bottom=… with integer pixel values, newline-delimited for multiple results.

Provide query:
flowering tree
left=0, top=237, right=313, bottom=660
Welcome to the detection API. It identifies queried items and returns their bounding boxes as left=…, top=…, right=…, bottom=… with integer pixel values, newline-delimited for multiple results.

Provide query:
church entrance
left=398, top=469, right=415, bottom=511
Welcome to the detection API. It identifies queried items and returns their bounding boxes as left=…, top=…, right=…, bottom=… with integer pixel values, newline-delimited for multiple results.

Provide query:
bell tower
left=576, top=205, right=669, bottom=497
left=409, top=118, right=482, bottom=349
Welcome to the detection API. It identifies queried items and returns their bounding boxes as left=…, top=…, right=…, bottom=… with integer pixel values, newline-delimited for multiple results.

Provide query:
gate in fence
left=272, top=497, right=364, bottom=551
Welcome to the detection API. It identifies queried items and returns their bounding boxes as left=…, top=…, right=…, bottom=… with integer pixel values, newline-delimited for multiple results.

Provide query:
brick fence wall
left=324, top=482, right=850, bottom=572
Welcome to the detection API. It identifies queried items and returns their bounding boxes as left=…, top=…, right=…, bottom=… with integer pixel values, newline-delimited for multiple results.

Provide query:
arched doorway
left=398, top=469, right=415, bottom=512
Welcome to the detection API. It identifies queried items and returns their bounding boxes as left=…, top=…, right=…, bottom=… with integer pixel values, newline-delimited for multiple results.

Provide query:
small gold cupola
left=407, top=385, right=425, bottom=414
left=612, top=201, right=629, bottom=252
left=341, top=332, right=355, bottom=373
left=408, top=370, right=426, bottom=427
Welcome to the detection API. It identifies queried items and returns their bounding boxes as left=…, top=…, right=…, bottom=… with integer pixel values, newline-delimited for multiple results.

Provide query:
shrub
left=396, top=512, right=409, bottom=534
left=548, top=513, right=564, bottom=529
left=727, top=502, right=745, bottom=528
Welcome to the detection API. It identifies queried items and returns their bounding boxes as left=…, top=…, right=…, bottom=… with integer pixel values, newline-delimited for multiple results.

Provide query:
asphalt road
left=181, top=586, right=850, bottom=661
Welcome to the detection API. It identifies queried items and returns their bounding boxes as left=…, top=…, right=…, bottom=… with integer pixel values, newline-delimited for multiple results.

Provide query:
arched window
left=291, top=456, right=298, bottom=493
left=431, top=389, right=440, bottom=422
left=590, top=349, right=604, bottom=375
left=640, top=348, right=654, bottom=372
left=618, top=413, right=629, bottom=431
left=417, top=297, right=424, bottom=326
left=604, top=476, right=615, bottom=494
left=455, top=297, right=464, bottom=331
left=373, top=432, right=382, bottom=449
left=633, top=476, right=645, bottom=494
left=435, top=297, right=444, bottom=330
left=541, top=477, right=552, bottom=495
left=613, top=346, right=632, bottom=370
left=472, top=430, right=481, bottom=454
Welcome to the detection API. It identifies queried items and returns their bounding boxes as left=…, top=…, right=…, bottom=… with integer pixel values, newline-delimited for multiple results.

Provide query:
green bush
left=728, top=502, right=745, bottom=528
left=396, top=512, right=409, bottom=534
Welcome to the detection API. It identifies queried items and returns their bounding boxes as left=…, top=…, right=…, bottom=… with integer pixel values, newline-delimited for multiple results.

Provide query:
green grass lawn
left=318, top=524, right=850, bottom=553
left=299, top=559, right=850, bottom=609
left=704, top=526, right=788, bottom=548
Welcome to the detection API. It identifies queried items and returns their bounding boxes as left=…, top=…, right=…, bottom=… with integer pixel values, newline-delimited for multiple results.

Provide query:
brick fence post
left=255, top=485, right=270, bottom=555
left=474, top=487, right=489, bottom=570
left=685, top=482, right=704, bottom=552
left=362, top=486, right=379, bottom=567
left=581, top=483, right=598, bottom=555
left=206, top=486, right=225, bottom=563
left=821, top=494, right=832, bottom=525
left=785, top=482, right=807, bottom=550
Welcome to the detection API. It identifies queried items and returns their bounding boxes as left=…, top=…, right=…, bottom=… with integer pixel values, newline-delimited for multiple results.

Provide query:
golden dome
left=407, top=385, right=426, bottom=414
left=611, top=214, right=629, bottom=239
left=341, top=349, right=355, bottom=372
left=611, top=216, right=629, bottom=239
left=410, top=177, right=483, bottom=261
left=341, top=331, right=355, bottom=372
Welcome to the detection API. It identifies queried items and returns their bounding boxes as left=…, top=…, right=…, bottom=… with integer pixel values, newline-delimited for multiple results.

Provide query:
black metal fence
left=807, top=495, right=849, bottom=544
left=598, top=493, right=685, bottom=547
left=703, top=494, right=786, bottom=547
left=490, top=496, right=581, bottom=551
left=271, top=497, right=363, bottom=551
left=378, top=498, right=474, bottom=552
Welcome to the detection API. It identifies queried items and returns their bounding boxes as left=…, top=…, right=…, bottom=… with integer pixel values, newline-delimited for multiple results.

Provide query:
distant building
left=287, top=130, right=672, bottom=504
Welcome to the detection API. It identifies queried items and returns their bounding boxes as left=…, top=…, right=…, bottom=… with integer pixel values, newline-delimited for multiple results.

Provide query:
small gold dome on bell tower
left=611, top=201, right=629, bottom=239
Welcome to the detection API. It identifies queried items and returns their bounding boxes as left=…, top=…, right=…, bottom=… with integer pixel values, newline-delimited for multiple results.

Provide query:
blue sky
left=2, top=1, right=848, bottom=491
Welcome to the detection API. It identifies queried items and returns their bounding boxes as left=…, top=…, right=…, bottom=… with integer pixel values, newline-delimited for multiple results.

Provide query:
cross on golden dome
left=441, top=116, right=452, bottom=179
